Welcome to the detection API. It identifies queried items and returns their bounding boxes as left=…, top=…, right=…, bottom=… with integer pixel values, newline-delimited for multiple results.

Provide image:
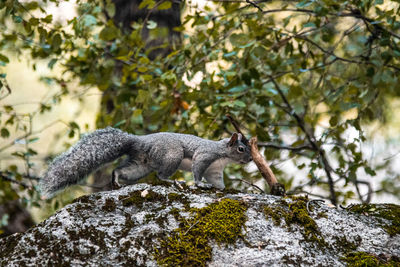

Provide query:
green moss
left=167, top=192, right=181, bottom=201
left=342, top=252, right=400, bottom=267
left=148, top=179, right=173, bottom=187
left=102, top=198, right=116, bottom=212
left=167, top=192, right=190, bottom=210
left=287, top=198, right=326, bottom=246
left=264, top=206, right=285, bottom=226
left=348, top=204, right=400, bottom=236
left=116, top=213, right=136, bottom=238
left=119, top=190, right=166, bottom=208
left=264, top=196, right=327, bottom=247
left=169, top=207, right=181, bottom=221
left=154, top=198, right=247, bottom=267
left=72, top=194, right=94, bottom=205
left=334, top=236, right=359, bottom=252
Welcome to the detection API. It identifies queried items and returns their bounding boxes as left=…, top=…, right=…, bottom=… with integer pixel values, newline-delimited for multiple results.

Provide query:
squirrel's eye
left=237, top=146, right=245, bottom=153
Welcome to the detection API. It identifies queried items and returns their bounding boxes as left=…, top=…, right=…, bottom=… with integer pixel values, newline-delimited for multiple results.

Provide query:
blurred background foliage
left=0, top=0, right=400, bottom=236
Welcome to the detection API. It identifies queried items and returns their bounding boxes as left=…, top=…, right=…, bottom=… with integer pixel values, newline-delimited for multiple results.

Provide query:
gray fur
left=40, top=127, right=252, bottom=197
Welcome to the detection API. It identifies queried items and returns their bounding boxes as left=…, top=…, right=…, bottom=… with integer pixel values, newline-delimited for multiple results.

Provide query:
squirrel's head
left=226, top=133, right=252, bottom=164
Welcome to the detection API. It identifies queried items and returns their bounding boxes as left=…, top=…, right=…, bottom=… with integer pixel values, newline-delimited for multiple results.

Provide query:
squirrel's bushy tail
left=40, top=127, right=136, bottom=198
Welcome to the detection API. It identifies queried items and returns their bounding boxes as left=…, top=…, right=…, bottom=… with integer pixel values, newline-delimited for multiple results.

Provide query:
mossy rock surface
left=0, top=184, right=399, bottom=266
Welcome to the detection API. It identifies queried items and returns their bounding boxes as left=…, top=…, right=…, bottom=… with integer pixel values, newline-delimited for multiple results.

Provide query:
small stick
left=230, top=178, right=265, bottom=193
left=184, top=220, right=200, bottom=235
left=306, top=199, right=325, bottom=213
left=249, top=137, right=285, bottom=196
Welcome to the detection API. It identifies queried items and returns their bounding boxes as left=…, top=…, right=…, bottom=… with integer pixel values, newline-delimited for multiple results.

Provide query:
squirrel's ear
left=227, top=133, right=239, bottom=147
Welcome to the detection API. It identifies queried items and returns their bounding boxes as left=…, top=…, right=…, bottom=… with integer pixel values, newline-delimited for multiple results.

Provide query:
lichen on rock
left=0, top=184, right=399, bottom=266
left=263, top=196, right=327, bottom=248
left=347, top=203, right=400, bottom=237
left=342, top=251, right=400, bottom=267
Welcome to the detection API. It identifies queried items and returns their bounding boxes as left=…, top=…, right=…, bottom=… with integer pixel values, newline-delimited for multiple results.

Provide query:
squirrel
left=39, top=127, right=252, bottom=197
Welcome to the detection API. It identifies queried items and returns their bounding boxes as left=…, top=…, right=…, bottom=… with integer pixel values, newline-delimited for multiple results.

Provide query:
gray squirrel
left=39, top=127, right=252, bottom=197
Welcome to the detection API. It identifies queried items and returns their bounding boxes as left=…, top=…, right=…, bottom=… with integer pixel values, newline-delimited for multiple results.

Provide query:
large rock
left=0, top=183, right=399, bottom=266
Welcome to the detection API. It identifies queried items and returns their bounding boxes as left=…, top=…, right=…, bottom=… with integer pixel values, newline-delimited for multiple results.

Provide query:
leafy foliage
left=0, top=0, right=399, bottom=227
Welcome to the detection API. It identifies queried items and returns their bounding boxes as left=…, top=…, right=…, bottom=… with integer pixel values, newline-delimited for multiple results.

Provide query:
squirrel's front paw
left=111, top=179, right=121, bottom=190
left=111, top=171, right=122, bottom=190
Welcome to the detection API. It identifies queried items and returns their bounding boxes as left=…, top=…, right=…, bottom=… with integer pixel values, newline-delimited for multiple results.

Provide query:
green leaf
left=365, top=166, right=376, bottom=176
left=303, top=22, right=316, bottom=28
left=157, top=1, right=172, bottom=10
left=51, top=34, right=62, bottom=51
left=340, top=102, right=360, bottom=111
left=69, top=121, right=80, bottom=129
left=139, top=0, right=156, bottom=9
left=230, top=33, right=248, bottom=47
left=113, top=120, right=126, bottom=128
left=28, top=137, right=39, bottom=143
left=41, top=15, right=53, bottom=23
left=296, top=1, right=313, bottom=8
left=99, top=25, right=118, bottom=41
left=83, top=15, right=97, bottom=27
left=131, top=109, right=143, bottom=124
left=29, top=18, right=39, bottom=26
left=13, top=16, right=23, bottom=23
left=228, top=85, right=247, bottom=93
left=136, top=90, right=150, bottom=103
left=1, top=128, right=10, bottom=138
left=329, top=116, right=338, bottom=126
left=0, top=54, right=9, bottom=64
left=223, top=51, right=237, bottom=58
left=105, top=1, right=116, bottom=17
left=48, top=58, right=57, bottom=69
left=234, top=100, right=246, bottom=107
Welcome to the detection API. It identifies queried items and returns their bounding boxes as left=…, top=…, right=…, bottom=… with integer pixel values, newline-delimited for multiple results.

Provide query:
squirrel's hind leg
left=156, top=159, right=182, bottom=181
left=112, top=159, right=153, bottom=187
left=152, top=145, right=184, bottom=182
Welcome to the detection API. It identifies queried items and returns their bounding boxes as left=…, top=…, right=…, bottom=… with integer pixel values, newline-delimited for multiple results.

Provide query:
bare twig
left=286, top=190, right=327, bottom=200
left=184, top=220, right=200, bottom=235
left=355, top=180, right=372, bottom=204
left=257, top=142, right=313, bottom=151
left=0, top=171, right=31, bottom=189
left=339, top=204, right=356, bottom=210
left=245, top=0, right=263, bottom=12
left=306, top=199, right=325, bottom=213
left=0, top=119, right=68, bottom=152
left=230, top=178, right=265, bottom=193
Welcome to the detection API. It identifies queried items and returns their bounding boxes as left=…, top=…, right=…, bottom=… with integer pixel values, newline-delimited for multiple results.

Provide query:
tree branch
left=245, top=0, right=263, bottom=12
left=257, top=142, right=313, bottom=151
left=269, top=76, right=337, bottom=205
left=0, top=171, right=31, bottom=189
